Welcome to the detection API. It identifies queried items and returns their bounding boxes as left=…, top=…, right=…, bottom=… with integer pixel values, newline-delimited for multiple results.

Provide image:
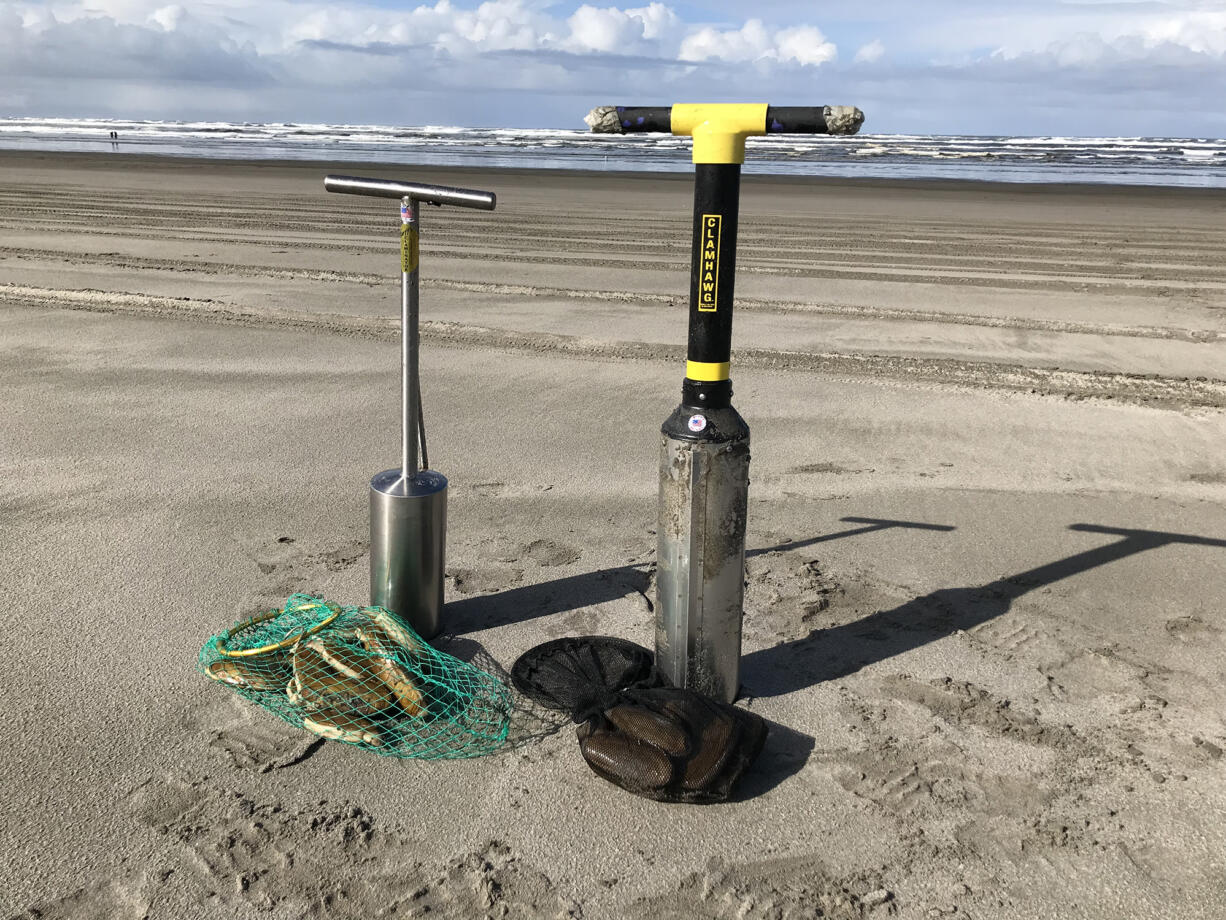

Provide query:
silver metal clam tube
left=370, top=470, right=447, bottom=639
left=656, top=407, right=750, bottom=703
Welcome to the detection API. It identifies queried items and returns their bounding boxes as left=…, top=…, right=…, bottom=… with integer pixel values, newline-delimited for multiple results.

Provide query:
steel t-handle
left=324, top=175, right=496, bottom=209
left=324, top=175, right=496, bottom=477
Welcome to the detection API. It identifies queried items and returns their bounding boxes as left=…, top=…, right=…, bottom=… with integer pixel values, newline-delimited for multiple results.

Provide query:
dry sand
left=1, top=150, right=1225, bottom=919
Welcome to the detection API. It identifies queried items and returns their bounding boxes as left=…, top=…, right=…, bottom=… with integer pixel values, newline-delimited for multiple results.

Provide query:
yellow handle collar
left=671, top=103, right=768, bottom=165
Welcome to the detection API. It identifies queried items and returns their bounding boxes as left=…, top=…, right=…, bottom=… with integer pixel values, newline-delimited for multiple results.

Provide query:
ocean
left=2, top=116, right=1224, bottom=188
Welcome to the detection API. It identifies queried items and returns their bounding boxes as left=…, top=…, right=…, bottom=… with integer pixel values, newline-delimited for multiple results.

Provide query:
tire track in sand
left=5, top=283, right=1224, bottom=410
left=1, top=248, right=1218, bottom=343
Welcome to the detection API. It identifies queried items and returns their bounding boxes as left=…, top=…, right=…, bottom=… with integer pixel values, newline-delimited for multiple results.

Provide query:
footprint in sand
left=208, top=716, right=323, bottom=773
left=969, top=615, right=1065, bottom=661
left=240, top=532, right=368, bottom=586
left=8, top=878, right=152, bottom=920
left=881, top=675, right=1082, bottom=751
left=515, top=539, right=581, bottom=567
left=449, top=564, right=525, bottom=595
left=1187, top=471, right=1226, bottom=484
left=789, top=462, right=874, bottom=475
left=631, top=854, right=889, bottom=920
left=1164, top=614, right=1222, bottom=643
left=192, top=697, right=323, bottom=773
left=126, top=774, right=576, bottom=919
left=1040, top=647, right=1155, bottom=701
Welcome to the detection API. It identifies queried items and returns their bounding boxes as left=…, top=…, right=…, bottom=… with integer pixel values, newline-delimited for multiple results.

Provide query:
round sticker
left=687, top=414, right=707, bottom=433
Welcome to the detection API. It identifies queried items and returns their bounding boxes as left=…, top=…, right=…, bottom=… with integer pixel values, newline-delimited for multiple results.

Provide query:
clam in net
left=199, top=593, right=511, bottom=759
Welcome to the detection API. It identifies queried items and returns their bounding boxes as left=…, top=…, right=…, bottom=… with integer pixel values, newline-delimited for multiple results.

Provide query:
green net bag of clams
left=199, top=593, right=511, bottom=758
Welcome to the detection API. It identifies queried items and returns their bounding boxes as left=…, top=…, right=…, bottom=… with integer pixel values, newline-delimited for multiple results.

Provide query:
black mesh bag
left=510, top=636, right=666, bottom=718
left=512, top=637, right=767, bottom=803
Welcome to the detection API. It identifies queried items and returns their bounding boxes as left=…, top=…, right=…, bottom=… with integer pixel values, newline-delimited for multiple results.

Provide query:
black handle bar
left=586, top=105, right=864, bottom=136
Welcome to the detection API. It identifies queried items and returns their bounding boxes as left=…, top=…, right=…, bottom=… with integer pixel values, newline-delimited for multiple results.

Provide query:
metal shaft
left=402, top=197, right=420, bottom=477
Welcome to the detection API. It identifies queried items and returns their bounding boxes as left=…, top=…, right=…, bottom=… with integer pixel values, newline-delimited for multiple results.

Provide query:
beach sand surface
left=2, top=151, right=1225, bottom=919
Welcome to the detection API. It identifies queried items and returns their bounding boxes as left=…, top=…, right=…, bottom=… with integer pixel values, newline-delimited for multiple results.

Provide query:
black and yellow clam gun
left=586, top=103, right=865, bottom=702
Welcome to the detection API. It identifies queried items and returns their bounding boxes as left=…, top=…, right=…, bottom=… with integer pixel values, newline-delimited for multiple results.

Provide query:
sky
left=2, top=0, right=1225, bottom=136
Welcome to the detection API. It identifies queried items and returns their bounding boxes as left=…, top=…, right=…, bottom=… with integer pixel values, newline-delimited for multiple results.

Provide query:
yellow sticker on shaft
left=698, top=213, right=721, bottom=312
left=401, top=223, right=419, bottom=274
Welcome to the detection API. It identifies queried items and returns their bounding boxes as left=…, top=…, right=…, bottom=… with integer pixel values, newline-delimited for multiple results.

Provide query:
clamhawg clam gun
left=585, top=104, right=865, bottom=701
left=323, top=174, right=497, bottom=639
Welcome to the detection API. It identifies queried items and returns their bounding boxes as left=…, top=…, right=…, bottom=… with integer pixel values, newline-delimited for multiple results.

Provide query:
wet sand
left=2, top=151, right=1225, bottom=919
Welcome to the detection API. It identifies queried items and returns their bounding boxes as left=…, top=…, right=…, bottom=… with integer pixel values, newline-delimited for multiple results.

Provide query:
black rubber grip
left=614, top=107, right=673, bottom=133
left=764, top=107, right=830, bottom=134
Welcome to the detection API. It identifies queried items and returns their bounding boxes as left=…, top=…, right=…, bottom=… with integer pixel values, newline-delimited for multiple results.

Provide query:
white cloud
left=985, top=9, right=1226, bottom=63
left=775, top=25, right=837, bottom=66
left=854, top=39, right=883, bottom=63
left=679, top=18, right=835, bottom=65
left=447, top=0, right=545, bottom=51
left=566, top=3, right=679, bottom=53
left=148, top=5, right=185, bottom=32
left=1141, top=13, right=1226, bottom=56
left=2, top=0, right=1225, bottom=135
left=0, top=0, right=844, bottom=84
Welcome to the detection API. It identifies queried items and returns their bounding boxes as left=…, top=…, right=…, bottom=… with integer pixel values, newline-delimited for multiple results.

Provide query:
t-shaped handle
left=324, top=175, right=496, bottom=210
left=585, top=103, right=864, bottom=164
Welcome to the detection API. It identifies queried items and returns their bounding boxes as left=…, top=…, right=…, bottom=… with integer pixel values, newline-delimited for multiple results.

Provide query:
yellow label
left=698, top=213, right=721, bottom=312
left=401, top=223, right=419, bottom=273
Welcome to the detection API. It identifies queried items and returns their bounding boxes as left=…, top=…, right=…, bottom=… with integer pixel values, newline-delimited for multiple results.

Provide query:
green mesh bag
left=198, top=593, right=511, bottom=758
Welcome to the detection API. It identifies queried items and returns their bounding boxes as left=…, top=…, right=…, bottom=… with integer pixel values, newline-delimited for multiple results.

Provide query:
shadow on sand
left=442, top=520, right=1224, bottom=798
left=445, top=516, right=961, bottom=796
left=741, top=523, right=1226, bottom=698
left=447, top=516, right=957, bottom=635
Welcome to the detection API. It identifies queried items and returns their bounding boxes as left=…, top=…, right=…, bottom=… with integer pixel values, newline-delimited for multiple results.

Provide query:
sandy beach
left=2, top=150, right=1225, bottom=919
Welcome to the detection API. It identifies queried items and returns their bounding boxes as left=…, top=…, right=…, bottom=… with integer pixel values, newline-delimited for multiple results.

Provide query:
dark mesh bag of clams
left=511, top=636, right=767, bottom=803
left=199, top=593, right=510, bottom=759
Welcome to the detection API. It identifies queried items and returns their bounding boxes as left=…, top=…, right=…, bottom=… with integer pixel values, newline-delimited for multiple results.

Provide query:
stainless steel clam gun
left=323, top=174, right=497, bottom=638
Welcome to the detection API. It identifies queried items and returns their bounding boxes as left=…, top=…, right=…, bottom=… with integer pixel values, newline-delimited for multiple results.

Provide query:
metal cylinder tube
left=656, top=405, right=750, bottom=703
left=370, top=469, right=448, bottom=639
left=654, top=156, right=751, bottom=702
